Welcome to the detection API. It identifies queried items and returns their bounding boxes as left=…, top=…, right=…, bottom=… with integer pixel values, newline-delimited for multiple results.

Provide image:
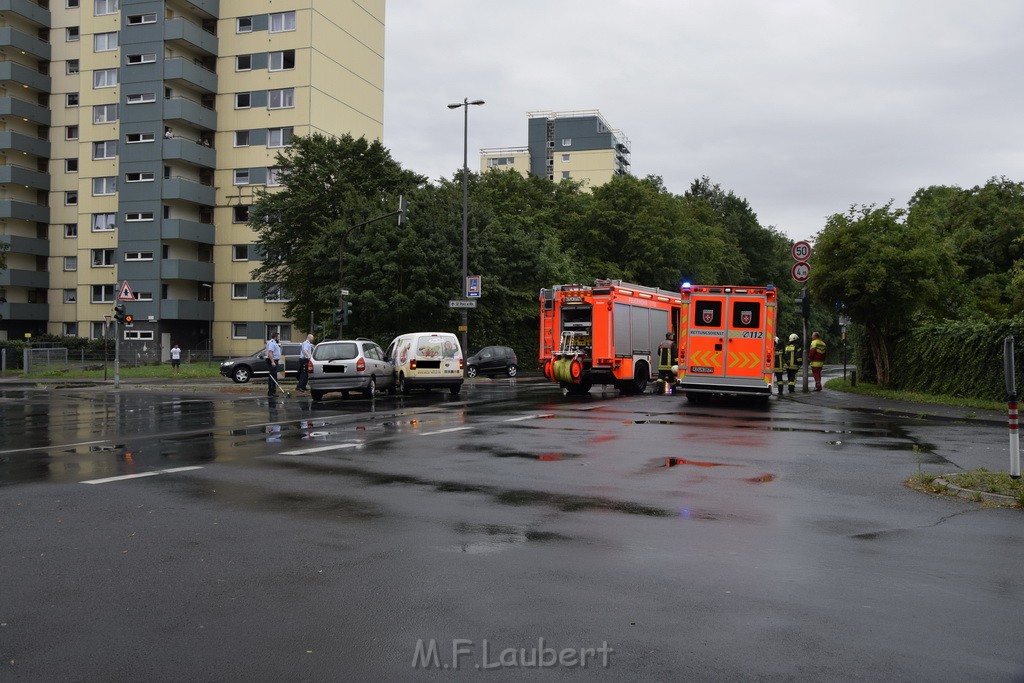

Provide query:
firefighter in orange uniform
left=809, top=331, right=826, bottom=391
left=784, top=333, right=802, bottom=393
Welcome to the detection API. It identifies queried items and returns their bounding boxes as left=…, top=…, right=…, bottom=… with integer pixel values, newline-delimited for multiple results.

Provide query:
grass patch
left=906, top=468, right=1024, bottom=508
left=825, top=377, right=1004, bottom=412
left=18, top=362, right=223, bottom=381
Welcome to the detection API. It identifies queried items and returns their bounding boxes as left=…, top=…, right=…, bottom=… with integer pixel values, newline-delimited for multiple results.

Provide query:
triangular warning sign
left=118, top=280, right=135, bottom=301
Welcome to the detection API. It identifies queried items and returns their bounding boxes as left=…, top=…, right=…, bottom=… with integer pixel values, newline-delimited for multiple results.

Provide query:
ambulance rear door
left=724, top=294, right=768, bottom=385
left=685, top=294, right=726, bottom=381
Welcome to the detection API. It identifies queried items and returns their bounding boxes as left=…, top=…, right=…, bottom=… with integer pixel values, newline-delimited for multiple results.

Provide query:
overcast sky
left=381, top=0, right=1024, bottom=241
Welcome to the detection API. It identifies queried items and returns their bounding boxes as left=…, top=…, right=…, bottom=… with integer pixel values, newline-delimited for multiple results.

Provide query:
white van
left=386, top=332, right=464, bottom=396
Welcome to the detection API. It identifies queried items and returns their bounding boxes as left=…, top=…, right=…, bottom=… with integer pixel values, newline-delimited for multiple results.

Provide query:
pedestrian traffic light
left=793, top=293, right=810, bottom=319
left=344, top=300, right=353, bottom=325
left=123, top=313, right=134, bottom=326
left=113, top=303, right=126, bottom=323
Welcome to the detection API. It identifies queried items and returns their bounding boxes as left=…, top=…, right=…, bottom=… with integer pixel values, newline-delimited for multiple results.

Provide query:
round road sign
left=792, top=261, right=810, bottom=282
left=792, top=240, right=812, bottom=261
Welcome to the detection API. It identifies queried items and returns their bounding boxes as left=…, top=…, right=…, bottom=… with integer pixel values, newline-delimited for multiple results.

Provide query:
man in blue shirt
left=295, top=333, right=314, bottom=392
left=266, top=332, right=282, bottom=396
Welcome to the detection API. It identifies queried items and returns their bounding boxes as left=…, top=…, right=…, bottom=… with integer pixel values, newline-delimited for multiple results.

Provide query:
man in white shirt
left=295, top=334, right=314, bottom=392
left=266, top=332, right=282, bottom=396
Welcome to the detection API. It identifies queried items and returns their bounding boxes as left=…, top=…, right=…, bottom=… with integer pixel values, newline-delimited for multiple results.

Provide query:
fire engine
left=539, top=280, right=681, bottom=395
left=675, top=283, right=777, bottom=401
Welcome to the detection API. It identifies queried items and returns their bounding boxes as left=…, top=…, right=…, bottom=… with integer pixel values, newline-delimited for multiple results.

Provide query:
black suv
left=465, top=346, right=518, bottom=378
left=219, top=342, right=303, bottom=384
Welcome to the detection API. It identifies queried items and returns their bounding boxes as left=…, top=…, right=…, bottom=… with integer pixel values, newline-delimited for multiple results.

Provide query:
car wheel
left=399, top=374, right=411, bottom=395
left=232, top=366, right=251, bottom=384
left=449, top=383, right=462, bottom=396
left=506, top=364, right=518, bottom=378
left=466, top=365, right=478, bottom=378
left=363, top=376, right=376, bottom=398
left=310, top=390, right=325, bottom=401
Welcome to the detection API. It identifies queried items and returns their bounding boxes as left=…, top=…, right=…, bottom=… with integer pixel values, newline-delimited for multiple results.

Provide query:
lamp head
left=447, top=103, right=461, bottom=109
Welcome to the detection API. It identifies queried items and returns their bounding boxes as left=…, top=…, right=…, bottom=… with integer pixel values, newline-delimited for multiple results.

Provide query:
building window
left=94, top=68, right=119, bottom=88
left=125, top=172, right=155, bottom=183
left=65, top=159, right=79, bottom=173
left=232, top=244, right=249, bottom=261
left=66, top=125, right=79, bottom=140
left=93, top=104, right=118, bottom=123
left=124, top=251, right=154, bottom=262
left=264, top=286, right=289, bottom=303
left=64, top=256, right=78, bottom=271
left=268, top=50, right=295, bottom=71
left=91, top=249, right=116, bottom=267
left=67, top=60, right=80, bottom=75
left=231, top=323, right=247, bottom=339
left=91, top=284, right=115, bottom=302
left=63, top=289, right=77, bottom=303
left=562, top=138, right=572, bottom=146
left=126, top=13, right=156, bottom=25
left=269, top=11, right=296, bottom=32
left=94, top=31, right=118, bottom=52
left=92, top=213, right=116, bottom=231
left=267, top=127, right=293, bottom=148
left=267, top=168, right=282, bottom=187
left=94, top=0, right=118, bottom=16
left=562, top=154, right=570, bottom=162
left=65, top=191, right=78, bottom=206
left=126, top=93, right=156, bottom=104
left=126, top=132, right=156, bottom=144
left=235, top=92, right=251, bottom=109
left=234, top=130, right=250, bottom=147
left=236, top=16, right=253, bottom=33
left=268, top=88, right=294, bottom=109
left=266, top=324, right=291, bottom=340
left=66, top=26, right=80, bottom=41
left=562, top=171, right=570, bottom=179
left=125, top=331, right=155, bottom=341
left=232, top=206, right=250, bottom=223
left=135, top=291, right=153, bottom=302
left=92, top=176, right=117, bottom=196
left=233, top=169, right=250, bottom=185
left=64, top=224, right=78, bottom=238
left=64, top=322, right=79, bottom=337
left=235, top=54, right=252, bottom=71
left=93, top=140, right=117, bottom=160
left=66, top=0, right=80, bottom=7
left=232, top=284, right=248, bottom=299
left=124, top=212, right=154, bottom=222
left=126, top=53, right=156, bottom=65
left=66, top=92, right=79, bottom=106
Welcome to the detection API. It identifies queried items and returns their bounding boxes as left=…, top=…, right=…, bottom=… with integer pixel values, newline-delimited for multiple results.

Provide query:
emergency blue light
left=682, top=281, right=691, bottom=290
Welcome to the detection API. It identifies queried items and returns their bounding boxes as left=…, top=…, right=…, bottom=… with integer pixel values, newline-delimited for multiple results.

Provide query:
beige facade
left=0, top=0, right=384, bottom=358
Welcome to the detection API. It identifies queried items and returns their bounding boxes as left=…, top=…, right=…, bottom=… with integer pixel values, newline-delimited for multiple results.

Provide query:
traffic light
left=332, top=308, right=343, bottom=326
left=123, top=313, right=134, bottom=326
left=343, top=300, right=353, bottom=325
left=113, top=303, right=126, bottom=323
left=397, top=194, right=408, bottom=226
left=793, top=293, right=810, bottom=320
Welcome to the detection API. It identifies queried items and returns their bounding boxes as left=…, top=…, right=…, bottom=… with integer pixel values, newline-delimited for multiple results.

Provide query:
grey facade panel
left=250, top=90, right=268, bottom=108
left=250, top=129, right=268, bottom=146
left=252, top=13, right=269, bottom=31
left=251, top=52, right=269, bottom=70
left=553, top=117, right=614, bottom=152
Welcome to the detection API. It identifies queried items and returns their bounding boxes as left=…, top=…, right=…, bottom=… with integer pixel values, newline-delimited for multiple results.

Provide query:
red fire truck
left=675, top=283, right=777, bottom=401
left=539, top=280, right=682, bottom=395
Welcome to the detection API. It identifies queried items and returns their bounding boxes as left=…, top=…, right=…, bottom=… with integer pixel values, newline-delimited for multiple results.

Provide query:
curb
left=932, top=477, right=1021, bottom=505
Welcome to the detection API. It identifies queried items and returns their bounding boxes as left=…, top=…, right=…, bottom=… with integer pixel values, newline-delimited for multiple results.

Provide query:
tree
left=809, top=202, right=958, bottom=386
left=249, top=133, right=425, bottom=335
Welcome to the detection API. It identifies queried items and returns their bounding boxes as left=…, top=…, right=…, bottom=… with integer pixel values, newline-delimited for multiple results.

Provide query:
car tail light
left=410, top=359, right=417, bottom=370
left=460, top=358, right=464, bottom=370
left=307, top=360, right=313, bottom=373
left=356, top=357, right=365, bottom=372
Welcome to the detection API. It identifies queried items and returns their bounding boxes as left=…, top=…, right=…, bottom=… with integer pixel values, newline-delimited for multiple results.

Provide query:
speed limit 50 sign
left=792, top=240, right=812, bottom=261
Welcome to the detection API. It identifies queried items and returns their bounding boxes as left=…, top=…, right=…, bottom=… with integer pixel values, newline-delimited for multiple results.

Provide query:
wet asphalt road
left=1, top=380, right=1022, bottom=681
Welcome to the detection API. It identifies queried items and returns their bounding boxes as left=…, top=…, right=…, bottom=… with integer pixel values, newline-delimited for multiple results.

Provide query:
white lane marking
left=81, top=465, right=203, bottom=485
left=420, top=426, right=472, bottom=436
left=503, top=413, right=554, bottom=422
left=576, top=404, right=607, bottom=411
left=280, top=442, right=363, bottom=456
left=0, top=439, right=109, bottom=456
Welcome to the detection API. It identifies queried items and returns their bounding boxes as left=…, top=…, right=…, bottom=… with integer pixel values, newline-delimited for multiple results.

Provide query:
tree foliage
left=809, top=202, right=957, bottom=385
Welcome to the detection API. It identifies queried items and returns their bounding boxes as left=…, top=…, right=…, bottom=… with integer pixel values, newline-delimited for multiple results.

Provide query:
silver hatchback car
left=307, top=339, right=395, bottom=401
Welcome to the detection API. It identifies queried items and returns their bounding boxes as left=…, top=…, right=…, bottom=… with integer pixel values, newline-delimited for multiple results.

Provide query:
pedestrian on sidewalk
left=809, top=331, right=827, bottom=391
left=784, top=333, right=802, bottom=393
left=170, top=343, right=181, bottom=374
left=265, top=332, right=282, bottom=397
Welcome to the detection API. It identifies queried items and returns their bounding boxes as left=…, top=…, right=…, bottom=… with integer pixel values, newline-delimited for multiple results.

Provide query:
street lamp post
left=447, top=97, right=484, bottom=356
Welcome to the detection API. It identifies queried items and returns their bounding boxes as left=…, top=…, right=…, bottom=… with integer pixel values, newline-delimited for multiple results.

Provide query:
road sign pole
left=802, top=286, right=809, bottom=393
left=1006, top=335, right=1019, bottom=479
left=114, top=320, right=120, bottom=389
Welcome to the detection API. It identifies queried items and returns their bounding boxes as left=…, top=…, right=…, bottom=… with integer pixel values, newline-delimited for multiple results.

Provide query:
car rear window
left=313, top=342, right=358, bottom=361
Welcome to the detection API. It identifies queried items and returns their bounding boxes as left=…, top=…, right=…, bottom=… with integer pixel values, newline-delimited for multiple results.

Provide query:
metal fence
left=1, top=346, right=216, bottom=375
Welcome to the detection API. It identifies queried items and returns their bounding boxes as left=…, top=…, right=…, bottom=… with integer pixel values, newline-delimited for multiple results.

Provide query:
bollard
left=850, top=369, right=857, bottom=387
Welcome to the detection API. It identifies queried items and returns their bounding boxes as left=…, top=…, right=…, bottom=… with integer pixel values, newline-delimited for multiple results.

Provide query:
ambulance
left=675, top=283, right=777, bottom=401
left=539, top=280, right=681, bottom=395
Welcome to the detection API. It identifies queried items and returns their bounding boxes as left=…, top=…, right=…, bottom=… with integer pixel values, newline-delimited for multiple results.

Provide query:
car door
left=477, top=347, right=495, bottom=374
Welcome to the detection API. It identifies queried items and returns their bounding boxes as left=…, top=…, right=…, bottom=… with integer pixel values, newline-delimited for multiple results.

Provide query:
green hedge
left=888, top=317, right=1024, bottom=401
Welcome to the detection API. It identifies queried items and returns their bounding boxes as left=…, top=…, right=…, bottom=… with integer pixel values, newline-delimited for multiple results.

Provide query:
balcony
left=0, top=198, right=48, bottom=223
left=163, top=96, right=217, bottom=130
left=0, top=301, right=48, bottom=321
left=163, top=57, right=217, bottom=95
left=0, top=97, right=50, bottom=125
left=158, top=298, right=214, bottom=321
left=0, top=26, right=51, bottom=61
left=162, top=218, right=215, bottom=244
left=163, top=137, right=215, bottom=169
left=164, top=17, right=218, bottom=56
left=0, top=130, right=50, bottom=158
left=163, top=176, right=215, bottom=205
left=181, top=0, right=219, bottom=18
left=0, top=61, right=51, bottom=93
left=161, top=259, right=215, bottom=282
left=0, top=0, right=50, bottom=27
left=0, top=267, right=48, bottom=289
left=0, top=233, right=48, bottom=257
left=0, top=164, right=49, bottom=191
